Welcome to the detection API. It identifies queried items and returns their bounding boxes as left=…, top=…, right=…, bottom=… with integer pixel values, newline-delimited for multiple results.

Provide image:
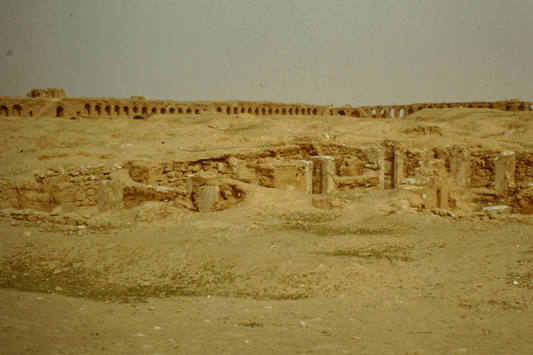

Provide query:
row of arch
left=2, top=101, right=533, bottom=119
left=334, top=102, right=533, bottom=119
left=78, top=103, right=323, bottom=118
left=215, top=106, right=320, bottom=116
left=0, top=105, right=24, bottom=117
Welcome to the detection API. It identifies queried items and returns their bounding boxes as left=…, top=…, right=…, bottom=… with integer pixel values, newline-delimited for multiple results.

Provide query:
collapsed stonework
left=1, top=141, right=532, bottom=225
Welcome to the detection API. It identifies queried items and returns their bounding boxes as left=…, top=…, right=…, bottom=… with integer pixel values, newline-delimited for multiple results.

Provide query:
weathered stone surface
left=129, top=161, right=162, bottom=185
left=98, top=180, right=123, bottom=212
left=310, top=156, right=336, bottom=194
left=450, top=145, right=471, bottom=188
left=50, top=183, right=77, bottom=205
left=338, top=157, right=363, bottom=177
left=254, top=160, right=313, bottom=194
left=18, top=191, right=51, bottom=212
left=393, top=147, right=405, bottom=188
left=494, top=151, right=516, bottom=199
left=197, top=186, right=219, bottom=213
left=312, top=196, right=344, bottom=210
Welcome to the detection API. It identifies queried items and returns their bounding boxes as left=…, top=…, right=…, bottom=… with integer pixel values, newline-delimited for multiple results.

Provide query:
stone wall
left=1, top=89, right=532, bottom=120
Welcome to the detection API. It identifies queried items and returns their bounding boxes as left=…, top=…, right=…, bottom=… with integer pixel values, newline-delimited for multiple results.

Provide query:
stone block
left=310, top=156, right=336, bottom=194
left=450, top=145, right=471, bottom=188
left=129, top=160, right=162, bottom=185
left=61, top=203, right=77, bottom=214
left=51, top=183, right=77, bottom=204
left=98, top=180, right=124, bottom=212
left=267, top=160, right=312, bottom=193
left=494, top=151, right=516, bottom=198
left=393, top=147, right=405, bottom=188
left=197, top=186, right=219, bottom=213
left=18, top=191, right=51, bottom=212
left=338, top=157, right=363, bottom=177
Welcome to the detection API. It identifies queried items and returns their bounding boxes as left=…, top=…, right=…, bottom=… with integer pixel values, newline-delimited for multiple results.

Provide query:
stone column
left=393, top=147, right=405, bottom=188
left=494, top=151, right=516, bottom=199
left=378, top=148, right=386, bottom=190
left=98, top=180, right=123, bottom=212
left=450, top=145, right=471, bottom=188
left=310, top=156, right=336, bottom=194
left=197, top=186, right=219, bottom=212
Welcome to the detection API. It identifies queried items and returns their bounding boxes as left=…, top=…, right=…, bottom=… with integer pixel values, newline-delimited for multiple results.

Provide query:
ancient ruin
left=1, top=89, right=532, bottom=226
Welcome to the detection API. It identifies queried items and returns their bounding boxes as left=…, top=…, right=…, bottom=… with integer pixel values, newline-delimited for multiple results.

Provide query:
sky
left=0, top=0, right=532, bottom=107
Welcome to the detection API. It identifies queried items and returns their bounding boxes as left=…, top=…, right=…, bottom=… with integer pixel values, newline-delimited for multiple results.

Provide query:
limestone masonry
left=1, top=89, right=532, bottom=226
left=1, top=88, right=532, bottom=120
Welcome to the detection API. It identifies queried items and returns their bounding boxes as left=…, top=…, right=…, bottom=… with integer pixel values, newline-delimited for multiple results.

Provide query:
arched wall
left=0, top=95, right=531, bottom=119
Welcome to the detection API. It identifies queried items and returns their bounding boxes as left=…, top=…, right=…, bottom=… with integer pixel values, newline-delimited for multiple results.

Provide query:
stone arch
left=13, top=105, right=22, bottom=116
left=226, top=107, right=231, bottom=114
left=151, top=107, right=158, bottom=114
left=268, top=108, right=273, bottom=115
left=407, top=107, right=414, bottom=115
left=351, top=110, right=360, bottom=118
left=254, top=108, right=259, bottom=115
left=399, top=108, right=405, bottom=118
left=133, top=106, right=139, bottom=114
left=262, top=108, right=266, bottom=115
left=84, top=104, right=91, bottom=115
left=275, top=108, right=280, bottom=115
left=124, top=106, right=130, bottom=115
left=185, top=108, right=191, bottom=114
left=338, top=110, right=346, bottom=116
left=281, top=108, right=287, bottom=115
left=29, top=110, right=33, bottom=117
left=178, top=107, right=184, bottom=114
left=195, top=109, right=200, bottom=114
left=295, top=108, right=300, bottom=115
left=371, top=109, right=377, bottom=118
left=233, top=107, right=238, bottom=114
left=142, top=107, right=148, bottom=115
left=56, top=106, right=65, bottom=118
left=170, top=107, right=175, bottom=114
left=161, top=108, right=166, bottom=114
left=246, top=108, right=252, bottom=114
left=390, top=108, right=395, bottom=118
left=518, top=104, right=526, bottom=111
left=115, top=106, right=120, bottom=116
left=95, top=105, right=102, bottom=115
left=217, top=107, right=222, bottom=113
left=105, top=105, right=111, bottom=115
left=312, top=108, right=318, bottom=115
left=241, top=107, right=246, bottom=114
left=530, top=104, right=533, bottom=111
left=1, top=105, right=9, bottom=116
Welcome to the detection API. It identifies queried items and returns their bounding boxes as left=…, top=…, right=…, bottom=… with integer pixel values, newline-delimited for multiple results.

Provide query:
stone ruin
left=0, top=88, right=531, bottom=120
left=0, top=140, right=532, bottom=225
left=1, top=90, right=532, bottom=225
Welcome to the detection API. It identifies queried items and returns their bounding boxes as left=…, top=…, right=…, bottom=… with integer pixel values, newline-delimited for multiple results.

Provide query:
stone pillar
left=310, top=156, right=336, bottom=194
left=393, top=147, right=405, bottom=188
left=450, top=145, right=471, bottom=188
left=378, top=149, right=386, bottom=190
left=494, top=151, right=516, bottom=199
left=98, top=180, right=123, bottom=212
left=197, top=186, right=219, bottom=213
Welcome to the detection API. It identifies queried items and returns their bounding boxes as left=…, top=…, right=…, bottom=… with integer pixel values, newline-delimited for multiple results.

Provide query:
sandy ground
left=1, top=108, right=533, bottom=354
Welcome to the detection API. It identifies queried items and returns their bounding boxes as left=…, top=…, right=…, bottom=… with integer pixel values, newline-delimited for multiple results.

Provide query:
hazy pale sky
left=1, top=0, right=532, bottom=107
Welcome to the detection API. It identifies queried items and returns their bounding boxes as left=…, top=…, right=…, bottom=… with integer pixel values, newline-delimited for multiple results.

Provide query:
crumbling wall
left=2, top=89, right=532, bottom=120
left=470, top=150, right=498, bottom=188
